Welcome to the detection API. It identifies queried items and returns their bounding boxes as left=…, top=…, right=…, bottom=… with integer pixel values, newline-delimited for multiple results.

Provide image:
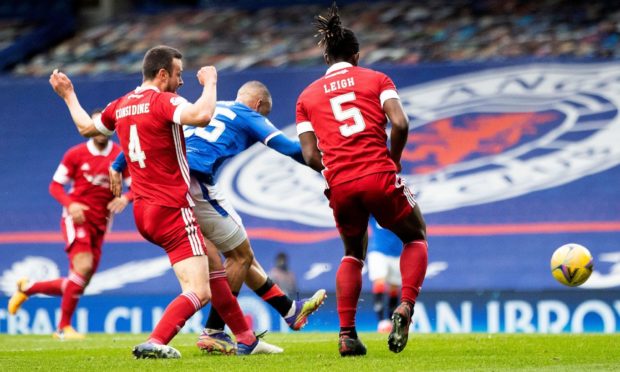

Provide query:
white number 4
left=128, top=124, right=146, bottom=168
left=330, top=92, right=366, bottom=137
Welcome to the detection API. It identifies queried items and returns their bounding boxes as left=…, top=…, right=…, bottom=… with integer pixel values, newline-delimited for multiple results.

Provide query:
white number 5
left=330, top=92, right=366, bottom=137
left=128, top=124, right=146, bottom=168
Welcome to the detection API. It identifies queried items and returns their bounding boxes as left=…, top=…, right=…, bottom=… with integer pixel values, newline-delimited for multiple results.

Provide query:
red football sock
left=336, top=256, right=363, bottom=328
left=400, top=240, right=428, bottom=305
left=58, top=272, right=87, bottom=329
left=149, top=291, right=201, bottom=345
left=209, top=270, right=255, bottom=345
left=254, top=278, right=293, bottom=317
left=24, top=278, right=65, bottom=296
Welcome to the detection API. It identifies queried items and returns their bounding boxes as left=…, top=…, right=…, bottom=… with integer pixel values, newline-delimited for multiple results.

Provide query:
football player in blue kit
left=110, top=81, right=326, bottom=354
left=367, top=216, right=403, bottom=333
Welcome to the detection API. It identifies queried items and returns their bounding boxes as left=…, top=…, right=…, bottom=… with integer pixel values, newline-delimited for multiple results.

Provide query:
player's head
left=314, top=2, right=359, bottom=66
left=275, top=252, right=289, bottom=271
left=90, top=108, right=108, bottom=146
left=142, top=45, right=184, bottom=93
left=236, top=81, right=272, bottom=116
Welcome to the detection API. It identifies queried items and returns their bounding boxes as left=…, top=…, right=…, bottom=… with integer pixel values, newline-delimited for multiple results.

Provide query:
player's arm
left=265, top=133, right=305, bottom=164
left=49, top=69, right=102, bottom=137
left=49, top=157, right=91, bottom=223
left=384, top=98, right=409, bottom=173
left=109, top=152, right=127, bottom=198
left=250, top=114, right=305, bottom=164
left=296, top=98, right=324, bottom=172
left=298, top=131, right=324, bottom=172
left=107, top=193, right=131, bottom=214
left=107, top=152, right=132, bottom=212
left=178, top=66, right=218, bottom=127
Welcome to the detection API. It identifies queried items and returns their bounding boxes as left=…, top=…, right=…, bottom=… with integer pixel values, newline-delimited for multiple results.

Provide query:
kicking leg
left=246, top=257, right=326, bottom=331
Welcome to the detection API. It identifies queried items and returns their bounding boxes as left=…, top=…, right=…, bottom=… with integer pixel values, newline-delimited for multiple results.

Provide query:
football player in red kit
left=8, top=109, right=132, bottom=340
left=296, top=3, right=428, bottom=356
left=49, top=46, right=280, bottom=358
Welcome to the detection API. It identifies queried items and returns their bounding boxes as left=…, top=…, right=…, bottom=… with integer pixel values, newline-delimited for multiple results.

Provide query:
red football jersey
left=52, top=140, right=122, bottom=231
left=296, top=62, right=400, bottom=187
left=95, top=86, right=193, bottom=208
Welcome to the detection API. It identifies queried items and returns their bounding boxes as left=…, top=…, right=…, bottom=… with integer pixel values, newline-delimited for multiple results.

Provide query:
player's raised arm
left=49, top=69, right=101, bottom=137
left=178, top=66, right=218, bottom=127
left=384, top=98, right=409, bottom=173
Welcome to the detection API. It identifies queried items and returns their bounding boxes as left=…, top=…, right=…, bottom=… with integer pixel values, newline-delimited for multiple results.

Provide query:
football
left=550, top=243, right=594, bottom=287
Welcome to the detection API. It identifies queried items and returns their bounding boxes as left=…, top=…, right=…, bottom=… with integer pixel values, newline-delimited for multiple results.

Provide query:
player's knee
left=226, top=241, right=254, bottom=267
left=195, top=287, right=211, bottom=306
left=74, top=262, right=94, bottom=278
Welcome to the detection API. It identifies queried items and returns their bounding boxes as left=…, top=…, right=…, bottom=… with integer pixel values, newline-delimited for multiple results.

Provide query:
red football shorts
left=61, top=216, right=104, bottom=273
left=133, top=200, right=207, bottom=265
left=326, top=171, right=416, bottom=237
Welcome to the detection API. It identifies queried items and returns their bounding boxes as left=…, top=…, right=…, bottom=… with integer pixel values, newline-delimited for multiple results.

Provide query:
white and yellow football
left=550, top=243, right=594, bottom=287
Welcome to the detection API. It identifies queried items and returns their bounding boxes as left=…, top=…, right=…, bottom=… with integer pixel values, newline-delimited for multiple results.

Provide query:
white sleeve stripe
left=296, top=121, right=314, bottom=135
left=53, top=175, right=71, bottom=184
left=94, top=116, right=114, bottom=136
left=173, top=102, right=191, bottom=125
left=52, top=164, right=71, bottom=184
left=263, top=131, right=281, bottom=145
left=380, top=89, right=400, bottom=106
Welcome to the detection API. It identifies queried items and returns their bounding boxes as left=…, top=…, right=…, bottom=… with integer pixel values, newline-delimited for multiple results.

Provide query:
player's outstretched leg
left=388, top=301, right=413, bottom=353
left=7, top=278, right=30, bottom=315
left=133, top=342, right=181, bottom=359
left=285, top=289, right=327, bottom=331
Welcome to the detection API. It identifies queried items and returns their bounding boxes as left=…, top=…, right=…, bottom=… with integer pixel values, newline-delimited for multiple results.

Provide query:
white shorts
left=189, top=177, right=247, bottom=253
left=367, top=251, right=401, bottom=285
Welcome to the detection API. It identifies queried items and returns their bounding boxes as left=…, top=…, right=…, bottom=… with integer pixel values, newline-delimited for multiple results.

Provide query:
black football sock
left=339, top=326, right=358, bottom=339
left=253, top=278, right=293, bottom=317
left=204, top=291, right=239, bottom=330
left=373, top=291, right=385, bottom=321
left=388, top=294, right=398, bottom=316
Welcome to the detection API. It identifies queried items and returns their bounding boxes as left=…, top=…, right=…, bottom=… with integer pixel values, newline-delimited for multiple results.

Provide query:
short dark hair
left=91, top=108, right=103, bottom=115
left=142, top=45, right=183, bottom=80
left=314, top=2, right=359, bottom=62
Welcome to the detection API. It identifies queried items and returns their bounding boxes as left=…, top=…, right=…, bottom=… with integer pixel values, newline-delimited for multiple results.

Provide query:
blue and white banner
left=2, top=291, right=619, bottom=334
left=1, top=61, right=620, bottom=334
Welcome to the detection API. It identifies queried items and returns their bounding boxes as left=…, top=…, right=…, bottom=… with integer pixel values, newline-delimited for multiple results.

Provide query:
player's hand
left=107, top=196, right=129, bottom=214
left=109, top=167, right=122, bottom=197
left=49, top=69, right=75, bottom=99
left=68, top=202, right=89, bottom=224
left=197, top=66, right=217, bottom=86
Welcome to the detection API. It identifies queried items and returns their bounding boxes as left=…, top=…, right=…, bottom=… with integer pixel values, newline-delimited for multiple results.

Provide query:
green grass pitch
left=1, top=332, right=618, bottom=371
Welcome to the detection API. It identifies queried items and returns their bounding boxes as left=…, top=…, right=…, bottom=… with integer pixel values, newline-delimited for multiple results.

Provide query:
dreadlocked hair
left=314, top=1, right=359, bottom=61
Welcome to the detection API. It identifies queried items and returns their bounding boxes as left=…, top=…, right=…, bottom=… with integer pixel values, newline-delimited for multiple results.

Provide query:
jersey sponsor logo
left=220, top=63, right=620, bottom=226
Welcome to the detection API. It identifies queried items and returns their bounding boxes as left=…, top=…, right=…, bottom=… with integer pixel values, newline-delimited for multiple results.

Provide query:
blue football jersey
left=184, top=101, right=280, bottom=181
left=368, top=216, right=402, bottom=257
